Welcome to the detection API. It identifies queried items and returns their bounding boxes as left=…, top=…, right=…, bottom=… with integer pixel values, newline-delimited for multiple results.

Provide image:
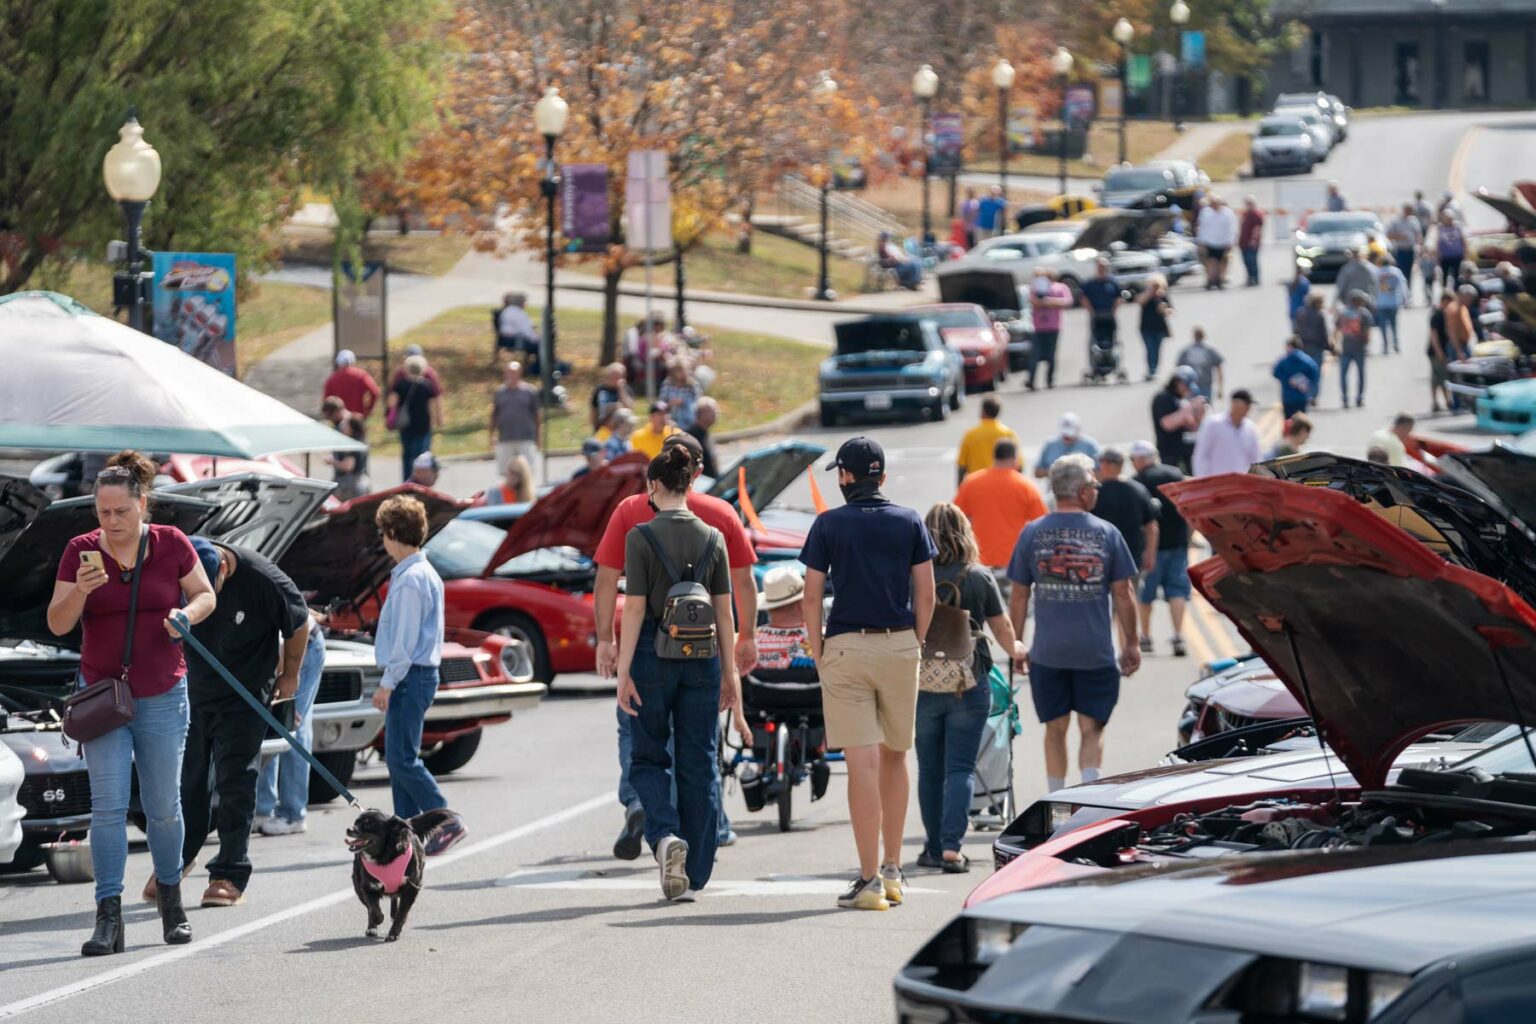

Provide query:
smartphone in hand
left=79, top=550, right=105, bottom=574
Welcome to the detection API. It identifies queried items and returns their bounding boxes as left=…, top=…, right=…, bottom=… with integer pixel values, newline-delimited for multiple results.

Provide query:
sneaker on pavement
left=718, top=830, right=738, bottom=848
left=1138, top=635, right=1153, bottom=654
left=1171, top=635, right=1187, bottom=657
left=915, top=850, right=943, bottom=869
left=879, top=863, right=906, bottom=905
left=250, top=815, right=271, bottom=835
left=200, top=879, right=245, bottom=908
left=613, top=802, right=645, bottom=861
left=674, top=888, right=701, bottom=903
left=656, top=835, right=689, bottom=901
left=837, top=874, right=889, bottom=911
left=259, top=816, right=307, bottom=836
left=424, top=815, right=468, bottom=857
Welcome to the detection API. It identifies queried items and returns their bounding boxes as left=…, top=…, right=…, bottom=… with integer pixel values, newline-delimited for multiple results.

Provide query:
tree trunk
left=600, top=267, right=623, bottom=366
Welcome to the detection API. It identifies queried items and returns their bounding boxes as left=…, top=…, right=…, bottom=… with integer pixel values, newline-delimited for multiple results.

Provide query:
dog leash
left=172, top=619, right=362, bottom=809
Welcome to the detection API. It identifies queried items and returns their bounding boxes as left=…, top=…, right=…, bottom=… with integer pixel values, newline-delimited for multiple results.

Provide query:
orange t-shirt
left=954, top=466, right=1049, bottom=568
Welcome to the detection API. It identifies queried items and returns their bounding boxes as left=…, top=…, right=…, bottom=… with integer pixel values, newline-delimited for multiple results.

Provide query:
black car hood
left=1166, top=473, right=1536, bottom=790
left=1475, top=187, right=1536, bottom=232
left=1446, top=442, right=1536, bottom=530
left=831, top=316, right=936, bottom=363
left=936, top=268, right=1025, bottom=312
left=705, top=441, right=825, bottom=515
left=0, top=486, right=217, bottom=647
left=277, top=485, right=463, bottom=612
left=1072, top=210, right=1162, bottom=253
left=1252, top=451, right=1536, bottom=604
left=160, top=474, right=334, bottom=563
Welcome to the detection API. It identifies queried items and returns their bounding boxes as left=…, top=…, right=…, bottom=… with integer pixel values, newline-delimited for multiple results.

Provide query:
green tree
left=0, top=0, right=449, bottom=295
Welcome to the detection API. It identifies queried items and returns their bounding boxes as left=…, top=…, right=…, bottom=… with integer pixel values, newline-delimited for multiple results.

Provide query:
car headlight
left=498, top=640, right=534, bottom=682
left=1296, top=245, right=1324, bottom=258
left=969, top=918, right=1027, bottom=968
left=1366, top=972, right=1412, bottom=1019
left=1045, top=801, right=1076, bottom=832
left=1217, top=959, right=1413, bottom=1022
left=1297, top=962, right=1350, bottom=1020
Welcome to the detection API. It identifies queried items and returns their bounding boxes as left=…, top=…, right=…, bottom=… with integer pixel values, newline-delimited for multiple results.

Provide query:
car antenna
left=1283, top=622, right=1340, bottom=793
left=1483, top=630, right=1536, bottom=772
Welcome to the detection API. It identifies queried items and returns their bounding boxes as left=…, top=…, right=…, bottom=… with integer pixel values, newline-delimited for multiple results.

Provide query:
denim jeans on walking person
left=617, top=701, right=733, bottom=844
left=1028, top=331, right=1059, bottom=388
left=1140, top=330, right=1166, bottom=378
left=82, top=679, right=189, bottom=902
left=256, top=625, right=326, bottom=822
left=399, top=431, right=432, bottom=483
left=1339, top=351, right=1366, bottom=406
left=385, top=664, right=448, bottom=819
left=627, top=622, right=723, bottom=890
left=1241, top=247, right=1260, bottom=286
left=914, top=683, right=990, bottom=858
left=1377, top=307, right=1400, bottom=354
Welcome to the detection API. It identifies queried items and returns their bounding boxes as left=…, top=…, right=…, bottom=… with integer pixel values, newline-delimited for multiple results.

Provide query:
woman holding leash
left=615, top=445, right=738, bottom=902
left=914, top=503, right=1021, bottom=873
left=47, top=451, right=217, bottom=956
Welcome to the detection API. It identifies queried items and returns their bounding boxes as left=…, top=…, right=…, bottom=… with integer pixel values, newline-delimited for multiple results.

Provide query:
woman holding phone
left=47, top=451, right=217, bottom=956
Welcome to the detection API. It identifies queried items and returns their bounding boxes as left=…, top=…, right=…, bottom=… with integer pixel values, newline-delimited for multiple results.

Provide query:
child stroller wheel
left=777, top=776, right=793, bottom=832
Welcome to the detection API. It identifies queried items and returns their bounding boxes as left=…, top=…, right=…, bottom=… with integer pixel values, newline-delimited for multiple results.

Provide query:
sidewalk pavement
left=1149, top=121, right=1247, bottom=178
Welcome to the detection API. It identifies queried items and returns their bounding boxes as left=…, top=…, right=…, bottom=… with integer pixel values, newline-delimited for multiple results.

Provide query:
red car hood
left=1166, top=473, right=1536, bottom=790
left=485, top=452, right=647, bottom=573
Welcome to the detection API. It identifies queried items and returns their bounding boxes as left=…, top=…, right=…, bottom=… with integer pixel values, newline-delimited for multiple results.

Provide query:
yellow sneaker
left=880, top=864, right=906, bottom=905
left=837, top=874, right=890, bottom=911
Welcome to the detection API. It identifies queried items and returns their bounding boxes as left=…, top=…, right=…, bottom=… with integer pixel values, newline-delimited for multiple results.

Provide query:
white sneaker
left=674, top=888, right=701, bottom=903
left=250, top=816, right=270, bottom=835
left=259, top=817, right=307, bottom=836
left=655, top=835, right=689, bottom=901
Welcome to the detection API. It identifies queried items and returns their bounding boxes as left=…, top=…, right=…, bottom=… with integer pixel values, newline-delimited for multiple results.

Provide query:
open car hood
left=1252, top=451, right=1536, bottom=605
left=705, top=441, right=825, bottom=516
left=1445, top=443, right=1536, bottom=528
left=0, top=485, right=217, bottom=646
left=277, top=484, right=463, bottom=611
left=1166, top=473, right=1536, bottom=790
left=936, top=269, right=1025, bottom=312
left=1072, top=210, right=1175, bottom=253
left=1475, top=187, right=1536, bottom=232
left=160, top=474, right=334, bottom=563
left=485, top=453, right=648, bottom=572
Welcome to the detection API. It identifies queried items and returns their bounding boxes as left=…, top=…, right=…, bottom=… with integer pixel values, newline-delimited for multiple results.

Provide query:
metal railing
left=757, top=175, right=907, bottom=258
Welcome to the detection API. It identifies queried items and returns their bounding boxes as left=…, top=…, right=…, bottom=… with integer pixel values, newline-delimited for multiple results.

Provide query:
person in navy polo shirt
left=801, top=438, right=936, bottom=912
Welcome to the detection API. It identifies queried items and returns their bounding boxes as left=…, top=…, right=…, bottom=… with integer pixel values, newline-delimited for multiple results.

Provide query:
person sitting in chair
left=755, top=567, right=815, bottom=672
left=495, top=293, right=538, bottom=362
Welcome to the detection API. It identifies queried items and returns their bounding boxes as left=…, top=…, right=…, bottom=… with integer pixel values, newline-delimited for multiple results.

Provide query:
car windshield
left=1305, top=214, right=1377, bottom=234
left=1259, top=121, right=1305, bottom=137
left=924, top=309, right=988, bottom=329
left=423, top=518, right=503, bottom=579
left=1030, top=234, right=1074, bottom=255
left=1277, top=93, right=1325, bottom=109
left=981, top=246, right=1028, bottom=262
left=1104, top=169, right=1170, bottom=192
left=1277, top=108, right=1322, bottom=126
left=1453, top=731, right=1536, bottom=775
left=834, top=320, right=929, bottom=354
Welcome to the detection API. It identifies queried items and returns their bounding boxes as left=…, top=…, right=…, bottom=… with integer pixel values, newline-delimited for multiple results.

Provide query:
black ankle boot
left=81, top=896, right=124, bottom=956
left=157, top=882, right=192, bottom=945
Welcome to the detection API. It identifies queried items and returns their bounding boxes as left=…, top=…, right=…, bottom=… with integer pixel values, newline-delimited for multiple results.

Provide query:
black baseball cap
left=826, top=436, right=885, bottom=478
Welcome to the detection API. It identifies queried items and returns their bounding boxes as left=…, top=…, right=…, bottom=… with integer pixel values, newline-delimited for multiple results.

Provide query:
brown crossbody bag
left=62, top=527, right=149, bottom=744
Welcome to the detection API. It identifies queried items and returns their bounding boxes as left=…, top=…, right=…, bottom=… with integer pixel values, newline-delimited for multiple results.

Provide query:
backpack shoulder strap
left=689, top=530, right=719, bottom=585
left=636, top=522, right=682, bottom=585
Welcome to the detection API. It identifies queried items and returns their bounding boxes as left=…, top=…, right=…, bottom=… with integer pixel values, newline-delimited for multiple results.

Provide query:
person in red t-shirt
left=594, top=433, right=757, bottom=860
left=322, top=350, right=382, bottom=418
left=47, top=451, right=217, bottom=956
left=1239, top=196, right=1265, bottom=288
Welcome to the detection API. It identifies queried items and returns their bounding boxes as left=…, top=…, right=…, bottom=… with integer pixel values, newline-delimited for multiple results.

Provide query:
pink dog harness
left=361, top=850, right=412, bottom=894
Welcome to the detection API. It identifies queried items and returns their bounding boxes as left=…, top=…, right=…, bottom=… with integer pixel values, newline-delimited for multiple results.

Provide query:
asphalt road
left=3, top=109, right=1533, bottom=1024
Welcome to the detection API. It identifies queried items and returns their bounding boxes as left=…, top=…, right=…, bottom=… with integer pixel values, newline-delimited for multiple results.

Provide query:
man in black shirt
left=685, top=397, right=720, bottom=479
left=172, top=538, right=310, bottom=909
left=1150, top=367, right=1204, bottom=473
left=1129, top=441, right=1191, bottom=657
left=1093, top=449, right=1158, bottom=573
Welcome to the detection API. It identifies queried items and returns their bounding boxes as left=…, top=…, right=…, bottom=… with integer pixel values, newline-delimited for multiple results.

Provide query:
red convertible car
left=966, top=473, right=1536, bottom=908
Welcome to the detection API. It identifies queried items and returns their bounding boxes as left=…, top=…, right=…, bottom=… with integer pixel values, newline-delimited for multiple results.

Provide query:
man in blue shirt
left=1271, top=336, right=1320, bottom=418
left=802, top=437, right=936, bottom=912
left=1008, top=453, right=1140, bottom=794
left=1079, top=258, right=1122, bottom=368
left=976, top=186, right=1008, bottom=239
left=1033, top=412, right=1102, bottom=480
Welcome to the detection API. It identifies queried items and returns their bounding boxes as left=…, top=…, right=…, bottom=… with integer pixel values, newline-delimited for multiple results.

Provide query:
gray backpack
left=637, top=523, right=720, bottom=660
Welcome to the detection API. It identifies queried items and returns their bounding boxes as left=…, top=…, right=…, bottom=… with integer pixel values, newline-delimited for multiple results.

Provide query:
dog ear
left=388, top=817, right=412, bottom=854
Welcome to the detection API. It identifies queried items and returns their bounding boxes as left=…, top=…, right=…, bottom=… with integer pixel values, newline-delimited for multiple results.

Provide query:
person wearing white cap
left=408, top=451, right=440, bottom=489
left=1032, top=413, right=1101, bottom=480
left=754, top=568, right=814, bottom=672
left=322, top=348, right=380, bottom=419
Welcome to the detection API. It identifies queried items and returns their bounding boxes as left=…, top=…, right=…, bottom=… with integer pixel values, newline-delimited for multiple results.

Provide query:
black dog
left=346, top=808, right=456, bottom=941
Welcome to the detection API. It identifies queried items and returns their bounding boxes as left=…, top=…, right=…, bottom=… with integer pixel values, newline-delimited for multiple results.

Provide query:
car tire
left=308, top=750, right=358, bottom=805
left=948, top=384, right=962, bottom=412
left=422, top=729, right=483, bottom=775
left=819, top=404, right=837, bottom=428
left=930, top=396, right=949, bottom=422
left=1058, top=275, right=1083, bottom=303
left=477, top=611, right=553, bottom=683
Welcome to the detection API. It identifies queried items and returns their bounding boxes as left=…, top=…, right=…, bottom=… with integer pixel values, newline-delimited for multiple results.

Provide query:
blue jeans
left=1393, top=248, right=1416, bottom=294
left=617, top=702, right=732, bottom=843
left=1377, top=307, right=1400, bottom=353
left=256, top=625, right=326, bottom=822
left=1140, top=330, right=1166, bottom=377
left=399, top=431, right=432, bottom=482
left=82, top=679, right=189, bottom=902
left=1241, top=247, right=1260, bottom=285
left=914, top=684, right=990, bottom=857
left=627, top=623, right=723, bottom=890
left=385, top=665, right=447, bottom=818
left=1339, top=350, right=1366, bottom=405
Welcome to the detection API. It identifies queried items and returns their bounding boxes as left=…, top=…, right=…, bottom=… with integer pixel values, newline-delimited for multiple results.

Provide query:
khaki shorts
left=819, top=630, right=922, bottom=751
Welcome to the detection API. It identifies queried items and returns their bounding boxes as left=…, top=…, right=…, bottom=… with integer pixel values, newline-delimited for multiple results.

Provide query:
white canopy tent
left=0, top=291, right=361, bottom=458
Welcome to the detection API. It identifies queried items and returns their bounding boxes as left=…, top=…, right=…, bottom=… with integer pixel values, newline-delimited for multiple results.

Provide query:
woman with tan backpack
left=914, top=503, right=1023, bottom=873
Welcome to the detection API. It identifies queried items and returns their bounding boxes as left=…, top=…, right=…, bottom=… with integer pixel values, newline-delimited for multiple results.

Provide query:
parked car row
left=1251, top=89, right=1351, bottom=178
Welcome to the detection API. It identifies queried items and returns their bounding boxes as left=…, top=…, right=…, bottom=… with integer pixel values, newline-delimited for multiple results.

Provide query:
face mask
left=840, top=478, right=883, bottom=503
left=646, top=485, right=659, bottom=513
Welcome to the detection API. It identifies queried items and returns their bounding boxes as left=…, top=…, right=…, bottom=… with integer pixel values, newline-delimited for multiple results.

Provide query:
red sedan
left=909, top=302, right=1009, bottom=392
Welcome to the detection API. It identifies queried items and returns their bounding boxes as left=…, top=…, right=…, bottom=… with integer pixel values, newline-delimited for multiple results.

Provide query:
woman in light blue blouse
left=372, top=495, right=465, bottom=855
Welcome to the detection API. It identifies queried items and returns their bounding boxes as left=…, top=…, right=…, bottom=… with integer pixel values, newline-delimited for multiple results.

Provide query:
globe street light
left=1051, top=47, right=1075, bottom=198
left=1113, top=18, right=1135, bottom=165
left=991, top=59, right=1016, bottom=198
left=102, top=115, right=162, bottom=333
left=812, top=72, right=839, bottom=301
left=1169, top=0, right=1191, bottom=129
left=912, top=64, right=939, bottom=244
left=533, top=86, right=569, bottom=411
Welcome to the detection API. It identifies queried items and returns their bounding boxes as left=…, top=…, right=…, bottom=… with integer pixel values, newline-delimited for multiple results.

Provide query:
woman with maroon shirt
left=47, top=452, right=216, bottom=957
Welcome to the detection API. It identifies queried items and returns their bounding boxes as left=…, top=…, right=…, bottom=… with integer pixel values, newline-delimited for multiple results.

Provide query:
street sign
left=335, top=261, right=388, bottom=362
left=625, top=150, right=672, bottom=253
left=562, top=164, right=610, bottom=254
left=152, top=252, right=237, bottom=376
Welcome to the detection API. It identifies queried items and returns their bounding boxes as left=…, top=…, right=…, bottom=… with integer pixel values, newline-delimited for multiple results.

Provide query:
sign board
left=625, top=150, right=673, bottom=253
left=1100, top=81, right=1124, bottom=119
left=1127, top=55, right=1153, bottom=91
left=562, top=164, right=610, bottom=254
left=1006, top=107, right=1037, bottom=154
left=152, top=252, right=237, bottom=376
left=334, top=261, right=387, bottom=362
left=929, top=113, right=964, bottom=175
left=1181, top=30, right=1206, bottom=70
left=1063, top=85, right=1096, bottom=130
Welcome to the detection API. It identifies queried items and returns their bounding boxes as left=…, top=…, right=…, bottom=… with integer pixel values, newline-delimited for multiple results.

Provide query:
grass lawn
left=375, top=305, right=824, bottom=457
left=1197, top=129, right=1254, bottom=183
left=278, top=228, right=472, bottom=277
left=684, top=230, right=868, bottom=299
left=26, top=260, right=332, bottom=377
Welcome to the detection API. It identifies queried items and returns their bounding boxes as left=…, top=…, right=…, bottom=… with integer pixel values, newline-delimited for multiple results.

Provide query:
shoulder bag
left=919, top=578, right=978, bottom=695
left=62, top=526, right=150, bottom=743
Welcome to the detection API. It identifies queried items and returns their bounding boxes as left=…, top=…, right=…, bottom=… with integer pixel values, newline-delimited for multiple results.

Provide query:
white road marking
left=0, top=793, right=612, bottom=1021
left=496, top=869, right=943, bottom=897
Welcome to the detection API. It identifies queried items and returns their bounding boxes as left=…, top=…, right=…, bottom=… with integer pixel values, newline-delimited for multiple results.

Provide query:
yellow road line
left=1257, top=403, right=1283, bottom=450
left=1182, top=609, right=1216, bottom=666
left=1193, top=592, right=1242, bottom=660
left=1447, top=125, right=1483, bottom=197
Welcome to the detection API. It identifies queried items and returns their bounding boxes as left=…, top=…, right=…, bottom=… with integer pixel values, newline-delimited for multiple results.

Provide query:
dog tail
left=408, top=808, right=458, bottom=841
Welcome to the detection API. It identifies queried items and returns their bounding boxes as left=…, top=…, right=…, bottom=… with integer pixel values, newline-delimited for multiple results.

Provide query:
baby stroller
left=1083, top=312, right=1129, bottom=385
left=723, top=668, right=831, bottom=833
left=969, top=667, right=1022, bottom=830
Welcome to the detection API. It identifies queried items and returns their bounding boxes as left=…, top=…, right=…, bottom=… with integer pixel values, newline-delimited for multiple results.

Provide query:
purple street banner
left=152, top=252, right=237, bottom=375
left=1063, top=85, right=1096, bottom=130
left=929, top=112, right=964, bottom=175
left=561, top=163, right=610, bottom=254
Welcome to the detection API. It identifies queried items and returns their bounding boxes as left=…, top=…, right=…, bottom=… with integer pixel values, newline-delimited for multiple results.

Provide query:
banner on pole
left=152, top=252, right=237, bottom=375
left=561, top=164, right=610, bottom=254
left=1128, top=54, right=1153, bottom=90
left=1063, top=85, right=1096, bottom=130
left=625, top=150, right=673, bottom=253
left=1181, top=30, right=1207, bottom=70
left=1100, top=81, right=1124, bottom=119
left=1006, top=107, right=1037, bottom=154
left=334, top=261, right=388, bottom=362
left=929, top=113, right=964, bottom=175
